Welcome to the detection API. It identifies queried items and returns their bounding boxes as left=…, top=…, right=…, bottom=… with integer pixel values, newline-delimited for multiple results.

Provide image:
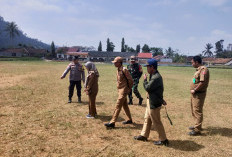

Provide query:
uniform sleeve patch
left=202, top=70, right=207, bottom=75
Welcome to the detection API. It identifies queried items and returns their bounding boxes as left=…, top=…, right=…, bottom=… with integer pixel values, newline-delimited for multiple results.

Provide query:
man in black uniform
left=127, top=56, right=143, bottom=105
left=61, top=56, right=85, bottom=103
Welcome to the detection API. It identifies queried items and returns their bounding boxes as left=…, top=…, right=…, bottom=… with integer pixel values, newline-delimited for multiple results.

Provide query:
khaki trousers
left=110, top=93, right=132, bottom=123
left=88, top=93, right=97, bottom=117
left=191, top=92, right=206, bottom=132
left=141, top=99, right=167, bottom=141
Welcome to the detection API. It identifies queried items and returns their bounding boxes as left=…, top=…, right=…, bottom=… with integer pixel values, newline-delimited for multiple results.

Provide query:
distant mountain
left=0, top=16, right=50, bottom=50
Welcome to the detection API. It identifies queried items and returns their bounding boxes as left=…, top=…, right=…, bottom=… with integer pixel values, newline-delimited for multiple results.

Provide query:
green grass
left=0, top=61, right=232, bottom=157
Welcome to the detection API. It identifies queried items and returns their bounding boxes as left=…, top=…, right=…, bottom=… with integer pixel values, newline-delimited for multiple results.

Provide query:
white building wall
left=160, top=58, right=173, bottom=63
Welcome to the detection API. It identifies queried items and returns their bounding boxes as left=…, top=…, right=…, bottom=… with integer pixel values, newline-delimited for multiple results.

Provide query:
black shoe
left=122, top=120, right=133, bottom=124
left=134, top=135, right=147, bottom=141
left=68, top=99, right=72, bottom=103
left=104, top=122, right=115, bottom=128
left=78, top=97, right=82, bottom=103
left=128, top=99, right=133, bottom=105
left=139, top=98, right=143, bottom=105
left=188, top=130, right=201, bottom=136
left=189, top=126, right=194, bottom=130
left=154, top=139, right=169, bottom=146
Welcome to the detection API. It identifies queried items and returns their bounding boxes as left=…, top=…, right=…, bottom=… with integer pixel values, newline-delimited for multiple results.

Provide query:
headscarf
left=84, top=61, right=99, bottom=88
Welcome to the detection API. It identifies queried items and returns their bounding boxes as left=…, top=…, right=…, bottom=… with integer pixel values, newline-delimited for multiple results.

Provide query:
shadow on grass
left=74, top=101, right=105, bottom=106
left=204, top=127, right=232, bottom=137
left=96, top=115, right=125, bottom=122
left=168, top=140, right=204, bottom=151
left=106, top=123, right=143, bottom=130
left=96, top=102, right=105, bottom=105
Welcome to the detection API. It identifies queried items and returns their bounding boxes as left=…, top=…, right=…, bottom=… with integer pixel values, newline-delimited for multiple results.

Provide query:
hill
left=0, top=16, right=50, bottom=49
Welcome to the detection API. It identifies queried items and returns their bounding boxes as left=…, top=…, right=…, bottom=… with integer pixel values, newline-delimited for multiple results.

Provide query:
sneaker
left=86, top=114, right=94, bottom=119
left=154, top=139, right=169, bottom=146
left=122, top=120, right=133, bottom=124
left=189, top=126, right=194, bottom=130
left=188, top=130, right=201, bottom=136
left=68, top=99, right=72, bottom=103
left=134, top=135, right=147, bottom=141
left=104, top=122, right=115, bottom=128
left=139, top=98, right=143, bottom=105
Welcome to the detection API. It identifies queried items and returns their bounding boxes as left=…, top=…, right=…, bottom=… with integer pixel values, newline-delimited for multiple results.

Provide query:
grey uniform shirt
left=62, top=62, right=85, bottom=82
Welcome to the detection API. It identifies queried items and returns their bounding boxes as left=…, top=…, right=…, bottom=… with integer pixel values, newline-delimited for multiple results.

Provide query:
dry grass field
left=0, top=61, right=232, bottom=157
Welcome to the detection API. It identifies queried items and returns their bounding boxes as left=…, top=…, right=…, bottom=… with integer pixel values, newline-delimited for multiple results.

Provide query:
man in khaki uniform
left=105, top=57, right=133, bottom=128
left=189, top=56, right=210, bottom=136
left=134, top=59, right=169, bottom=146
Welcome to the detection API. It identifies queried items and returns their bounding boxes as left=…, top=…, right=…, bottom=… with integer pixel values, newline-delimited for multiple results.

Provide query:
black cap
left=144, top=58, right=158, bottom=69
left=73, top=56, right=79, bottom=60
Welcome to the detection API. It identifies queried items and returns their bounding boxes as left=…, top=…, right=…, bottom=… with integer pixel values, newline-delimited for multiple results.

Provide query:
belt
left=195, top=91, right=206, bottom=94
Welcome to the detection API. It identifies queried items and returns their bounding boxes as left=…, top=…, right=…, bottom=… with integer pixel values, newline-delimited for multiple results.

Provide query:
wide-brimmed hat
left=112, top=56, right=123, bottom=63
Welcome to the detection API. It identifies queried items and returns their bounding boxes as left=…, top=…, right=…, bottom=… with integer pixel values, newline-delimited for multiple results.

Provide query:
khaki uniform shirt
left=190, top=66, right=210, bottom=92
left=62, top=62, right=85, bottom=82
left=85, top=71, right=99, bottom=95
left=117, top=66, right=133, bottom=95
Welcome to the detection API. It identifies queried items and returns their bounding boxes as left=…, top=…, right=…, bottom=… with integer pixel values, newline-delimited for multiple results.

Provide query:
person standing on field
left=134, top=58, right=169, bottom=146
left=189, top=56, right=210, bottom=136
left=104, top=56, right=133, bottom=128
left=60, top=56, right=85, bottom=103
left=84, top=61, right=99, bottom=119
left=127, top=56, right=143, bottom=105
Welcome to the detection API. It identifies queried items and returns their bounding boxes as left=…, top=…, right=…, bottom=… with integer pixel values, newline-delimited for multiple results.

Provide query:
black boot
left=139, top=98, right=143, bottom=105
left=128, top=99, right=133, bottom=105
left=68, top=98, right=72, bottom=103
left=78, top=97, right=82, bottom=103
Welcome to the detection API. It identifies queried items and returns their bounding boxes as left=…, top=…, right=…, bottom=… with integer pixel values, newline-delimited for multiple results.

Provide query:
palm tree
left=202, top=43, right=213, bottom=57
left=165, top=47, right=174, bottom=58
left=5, top=22, right=20, bottom=46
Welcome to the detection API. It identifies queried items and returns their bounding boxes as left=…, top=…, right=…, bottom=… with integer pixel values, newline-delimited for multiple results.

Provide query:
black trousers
left=69, top=80, right=82, bottom=99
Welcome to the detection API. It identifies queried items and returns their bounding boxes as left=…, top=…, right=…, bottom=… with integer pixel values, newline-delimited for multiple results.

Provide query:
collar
left=118, top=65, right=123, bottom=71
left=196, top=65, right=203, bottom=71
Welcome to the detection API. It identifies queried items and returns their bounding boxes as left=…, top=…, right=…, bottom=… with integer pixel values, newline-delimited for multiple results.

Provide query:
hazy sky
left=0, top=0, right=232, bottom=55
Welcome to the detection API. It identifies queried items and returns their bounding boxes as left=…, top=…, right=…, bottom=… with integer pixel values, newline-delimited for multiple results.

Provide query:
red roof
left=25, top=48, right=47, bottom=54
left=56, top=47, right=69, bottom=53
left=137, top=53, right=152, bottom=58
left=67, top=47, right=79, bottom=52
left=213, top=58, right=232, bottom=64
left=66, top=52, right=88, bottom=56
left=203, top=58, right=232, bottom=64
left=1, top=48, right=27, bottom=53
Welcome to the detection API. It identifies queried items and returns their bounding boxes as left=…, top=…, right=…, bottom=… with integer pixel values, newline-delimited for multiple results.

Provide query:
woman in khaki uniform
left=84, top=62, right=99, bottom=118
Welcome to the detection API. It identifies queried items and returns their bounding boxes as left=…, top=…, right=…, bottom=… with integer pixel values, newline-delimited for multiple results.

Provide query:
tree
left=165, top=47, right=175, bottom=58
left=215, top=40, right=224, bottom=57
left=106, top=38, right=110, bottom=51
left=98, top=41, right=102, bottom=51
left=4, top=22, right=20, bottom=45
left=121, top=38, right=125, bottom=52
left=136, top=44, right=140, bottom=53
left=150, top=47, right=163, bottom=56
left=202, top=43, right=213, bottom=57
left=51, top=41, right=56, bottom=58
left=142, top=44, right=150, bottom=53
left=106, top=38, right=115, bottom=52
left=126, top=46, right=135, bottom=52
left=109, top=41, right=115, bottom=52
